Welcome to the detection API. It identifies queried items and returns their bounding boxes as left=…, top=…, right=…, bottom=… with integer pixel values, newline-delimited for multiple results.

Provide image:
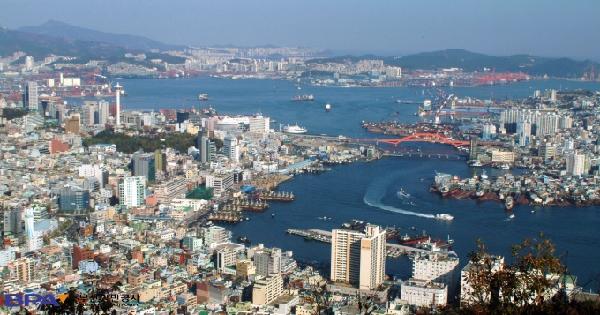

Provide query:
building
left=197, top=134, right=216, bottom=163
left=252, top=274, right=284, bottom=305
left=98, top=100, right=110, bottom=125
left=119, top=176, right=147, bottom=208
left=400, top=278, right=447, bottom=307
left=23, top=81, right=39, bottom=112
left=411, top=251, right=459, bottom=301
left=254, top=247, right=282, bottom=277
left=248, top=115, right=270, bottom=133
left=205, top=172, right=234, bottom=197
left=566, top=152, right=587, bottom=176
left=223, top=135, right=241, bottom=163
left=516, top=120, right=532, bottom=147
left=132, top=152, right=156, bottom=182
left=203, top=226, right=232, bottom=248
left=9, top=257, right=35, bottom=284
left=215, top=243, right=244, bottom=273
left=491, top=150, right=515, bottom=164
left=469, top=136, right=478, bottom=161
left=64, top=115, right=81, bottom=134
left=330, top=224, right=386, bottom=290
left=115, top=83, right=123, bottom=125
left=59, top=186, right=90, bottom=214
left=539, top=143, right=556, bottom=161
left=236, top=259, right=256, bottom=280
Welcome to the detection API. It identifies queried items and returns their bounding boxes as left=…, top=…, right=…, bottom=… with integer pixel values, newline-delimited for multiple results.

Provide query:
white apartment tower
left=331, top=224, right=386, bottom=290
left=119, top=176, right=146, bottom=208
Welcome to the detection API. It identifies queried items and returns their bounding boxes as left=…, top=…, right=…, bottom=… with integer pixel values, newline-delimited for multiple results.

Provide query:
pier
left=383, top=152, right=466, bottom=160
left=286, top=228, right=428, bottom=257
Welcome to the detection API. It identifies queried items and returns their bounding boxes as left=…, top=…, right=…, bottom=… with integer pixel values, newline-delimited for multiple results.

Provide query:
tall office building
left=197, top=134, right=216, bottom=163
left=58, top=186, right=90, bottom=214
left=119, top=176, right=147, bottom=208
left=468, top=136, right=479, bottom=161
left=23, top=81, right=39, bottom=112
left=254, top=247, right=282, bottom=277
left=516, top=120, right=532, bottom=147
left=132, top=153, right=156, bottom=182
left=98, top=100, right=110, bottom=125
left=566, top=152, right=586, bottom=176
left=330, top=224, right=386, bottom=290
left=223, top=136, right=241, bottom=163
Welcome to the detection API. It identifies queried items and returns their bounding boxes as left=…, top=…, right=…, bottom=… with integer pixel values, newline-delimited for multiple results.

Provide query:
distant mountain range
left=0, top=22, right=185, bottom=64
left=310, top=49, right=599, bottom=78
left=18, top=20, right=184, bottom=51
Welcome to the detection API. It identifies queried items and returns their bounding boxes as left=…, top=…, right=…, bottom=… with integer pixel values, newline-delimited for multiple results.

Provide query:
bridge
left=353, top=132, right=470, bottom=149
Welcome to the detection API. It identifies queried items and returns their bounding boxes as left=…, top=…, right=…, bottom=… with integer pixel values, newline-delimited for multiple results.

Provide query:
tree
left=462, top=234, right=567, bottom=314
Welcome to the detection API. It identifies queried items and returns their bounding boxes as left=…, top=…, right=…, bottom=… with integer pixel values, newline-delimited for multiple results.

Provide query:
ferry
left=292, top=94, right=314, bottom=102
left=435, top=213, right=454, bottom=221
left=198, top=93, right=209, bottom=101
left=283, top=124, right=308, bottom=134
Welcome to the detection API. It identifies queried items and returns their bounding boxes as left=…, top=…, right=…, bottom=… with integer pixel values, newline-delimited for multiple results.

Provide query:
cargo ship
left=292, top=94, right=314, bottom=102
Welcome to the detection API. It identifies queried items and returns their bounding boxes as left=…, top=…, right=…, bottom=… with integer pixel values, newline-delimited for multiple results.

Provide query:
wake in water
left=363, top=171, right=436, bottom=219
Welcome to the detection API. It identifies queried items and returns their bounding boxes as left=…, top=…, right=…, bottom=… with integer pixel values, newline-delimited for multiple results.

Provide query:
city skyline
left=1, top=0, right=600, bottom=60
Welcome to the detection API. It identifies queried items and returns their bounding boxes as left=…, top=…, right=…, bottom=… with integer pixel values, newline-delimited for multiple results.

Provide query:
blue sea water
left=117, top=77, right=600, bottom=290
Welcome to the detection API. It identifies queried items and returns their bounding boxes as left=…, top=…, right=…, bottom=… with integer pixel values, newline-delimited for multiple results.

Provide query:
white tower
left=115, top=83, right=123, bottom=126
left=24, top=207, right=40, bottom=251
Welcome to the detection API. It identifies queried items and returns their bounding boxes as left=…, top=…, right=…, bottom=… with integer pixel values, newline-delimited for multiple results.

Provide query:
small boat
left=271, top=213, right=275, bottom=218
left=508, top=213, right=515, bottom=219
left=500, top=164, right=510, bottom=170
left=198, top=93, right=209, bottom=101
left=435, top=213, right=454, bottom=221
left=396, top=189, right=411, bottom=199
left=325, top=103, right=332, bottom=111
left=292, top=94, right=314, bottom=102
left=470, top=160, right=483, bottom=167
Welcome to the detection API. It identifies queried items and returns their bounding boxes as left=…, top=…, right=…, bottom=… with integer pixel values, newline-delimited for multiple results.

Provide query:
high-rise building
left=516, top=120, right=532, bottom=147
left=202, top=225, right=232, bottom=248
left=205, top=172, right=234, bottom=197
left=24, top=56, right=34, bottom=71
left=401, top=278, right=448, bottom=307
left=330, top=224, right=386, bottom=290
left=248, top=115, right=270, bottom=133
left=98, top=100, right=110, bottom=125
left=3, top=208, right=22, bottom=236
left=539, top=143, right=556, bottom=161
left=119, top=176, right=147, bottom=208
left=132, top=153, right=156, bottom=182
left=58, top=186, right=90, bottom=214
left=23, top=81, right=39, bottom=112
left=64, top=114, right=81, bottom=134
left=223, top=136, right=241, bottom=163
left=468, top=136, right=479, bottom=161
left=24, top=207, right=41, bottom=251
left=566, top=152, right=587, bottom=176
left=254, top=247, right=282, bottom=277
left=197, top=134, right=216, bottom=163
left=115, top=83, right=123, bottom=126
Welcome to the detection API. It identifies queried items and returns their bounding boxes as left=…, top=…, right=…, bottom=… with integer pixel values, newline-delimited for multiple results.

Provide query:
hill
left=0, top=27, right=185, bottom=64
left=310, top=49, right=598, bottom=78
left=19, top=20, right=184, bottom=51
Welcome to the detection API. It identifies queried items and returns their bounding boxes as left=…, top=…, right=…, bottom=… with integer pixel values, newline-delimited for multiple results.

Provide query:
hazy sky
left=2, top=0, right=599, bottom=59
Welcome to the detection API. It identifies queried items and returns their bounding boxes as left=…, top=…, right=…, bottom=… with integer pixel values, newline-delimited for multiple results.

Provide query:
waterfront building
left=119, top=176, right=147, bottom=208
left=566, top=152, right=587, bottom=176
left=330, top=224, right=386, bottom=290
left=400, top=278, right=447, bottom=307
left=203, top=226, right=232, bottom=248
left=469, top=136, right=478, bottom=161
left=491, top=150, right=515, bottom=164
left=215, top=243, right=244, bottom=274
left=411, top=251, right=459, bottom=301
left=248, top=115, right=270, bottom=133
left=252, top=274, right=284, bottom=305
left=205, top=172, right=234, bottom=197
left=23, top=81, right=38, bottom=112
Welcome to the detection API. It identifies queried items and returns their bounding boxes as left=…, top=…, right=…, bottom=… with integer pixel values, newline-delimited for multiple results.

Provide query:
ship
left=505, top=196, right=514, bottom=210
left=292, top=94, right=314, bottom=102
left=325, top=103, right=332, bottom=111
left=198, top=93, right=209, bottom=101
left=283, top=124, right=307, bottom=134
left=396, top=188, right=411, bottom=199
left=435, top=213, right=454, bottom=221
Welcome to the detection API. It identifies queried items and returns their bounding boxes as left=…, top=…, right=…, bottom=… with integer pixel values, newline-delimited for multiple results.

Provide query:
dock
left=286, top=228, right=427, bottom=257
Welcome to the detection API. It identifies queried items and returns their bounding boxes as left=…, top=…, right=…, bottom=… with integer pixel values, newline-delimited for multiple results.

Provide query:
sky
left=1, top=0, right=599, bottom=59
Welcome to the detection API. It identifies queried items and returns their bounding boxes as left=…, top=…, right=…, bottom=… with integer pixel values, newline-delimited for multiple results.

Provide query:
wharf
left=286, top=228, right=427, bottom=257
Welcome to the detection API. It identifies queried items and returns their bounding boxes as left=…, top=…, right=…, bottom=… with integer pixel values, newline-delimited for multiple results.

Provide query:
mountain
left=310, top=49, right=599, bottom=78
left=18, top=20, right=184, bottom=51
left=0, top=27, right=185, bottom=64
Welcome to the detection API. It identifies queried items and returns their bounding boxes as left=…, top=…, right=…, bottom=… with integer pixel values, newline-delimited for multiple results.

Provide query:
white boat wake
left=363, top=172, right=436, bottom=219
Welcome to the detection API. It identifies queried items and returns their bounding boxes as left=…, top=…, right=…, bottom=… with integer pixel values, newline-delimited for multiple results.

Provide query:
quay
left=383, top=152, right=466, bottom=160
left=286, top=228, right=428, bottom=257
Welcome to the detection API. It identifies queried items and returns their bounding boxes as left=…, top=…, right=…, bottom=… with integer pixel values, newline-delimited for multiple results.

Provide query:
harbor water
left=117, top=77, right=600, bottom=290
